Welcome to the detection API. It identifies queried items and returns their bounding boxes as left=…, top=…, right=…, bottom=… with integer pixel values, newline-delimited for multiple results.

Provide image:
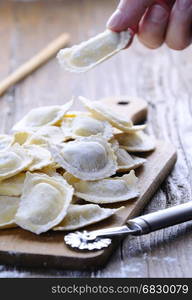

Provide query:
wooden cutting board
left=0, top=97, right=177, bottom=270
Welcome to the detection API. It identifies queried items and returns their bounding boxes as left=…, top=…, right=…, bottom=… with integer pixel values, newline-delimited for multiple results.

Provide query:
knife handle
left=127, top=201, right=192, bottom=235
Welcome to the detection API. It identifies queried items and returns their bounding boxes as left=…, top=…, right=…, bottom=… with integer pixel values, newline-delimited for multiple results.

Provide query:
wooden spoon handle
left=0, top=33, right=70, bottom=97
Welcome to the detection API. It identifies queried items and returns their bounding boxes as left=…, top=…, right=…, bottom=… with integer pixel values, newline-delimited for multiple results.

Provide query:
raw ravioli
left=0, top=134, right=14, bottom=151
left=62, top=115, right=113, bottom=140
left=12, top=100, right=73, bottom=131
left=54, top=204, right=121, bottom=231
left=64, top=170, right=139, bottom=204
left=0, top=196, right=20, bottom=229
left=115, top=131, right=156, bottom=152
left=0, top=173, right=26, bottom=196
left=80, top=96, right=146, bottom=132
left=50, top=137, right=117, bottom=180
left=57, top=30, right=131, bottom=72
left=15, top=172, right=73, bottom=234
left=115, top=147, right=146, bottom=172
left=0, top=144, right=33, bottom=180
left=24, top=145, right=52, bottom=171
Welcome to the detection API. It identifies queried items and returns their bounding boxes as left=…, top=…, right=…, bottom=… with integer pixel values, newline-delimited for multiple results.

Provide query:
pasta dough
left=12, top=100, right=73, bottom=131
left=53, top=204, right=121, bottom=231
left=115, top=131, right=156, bottom=152
left=15, top=172, right=73, bottom=234
left=64, top=170, right=139, bottom=204
left=0, top=196, right=20, bottom=229
left=50, top=137, right=117, bottom=180
left=57, top=30, right=131, bottom=72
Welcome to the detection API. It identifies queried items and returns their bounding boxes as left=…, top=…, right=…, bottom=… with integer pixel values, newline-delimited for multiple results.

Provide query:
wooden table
left=0, top=0, right=192, bottom=278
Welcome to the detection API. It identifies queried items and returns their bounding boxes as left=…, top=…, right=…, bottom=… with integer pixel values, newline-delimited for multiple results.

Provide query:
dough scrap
left=12, top=100, right=73, bottom=132
left=57, top=30, right=131, bottom=72
left=0, top=144, right=33, bottom=180
left=62, top=115, right=113, bottom=140
left=0, top=196, right=20, bottom=229
left=15, top=172, right=74, bottom=234
left=79, top=96, right=146, bottom=132
left=0, top=173, right=26, bottom=196
left=50, top=137, right=117, bottom=180
left=115, top=131, right=156, bottom=152
left=64, top=170, right=139, bottom=204
left=53, top=204, right=121, bottom=231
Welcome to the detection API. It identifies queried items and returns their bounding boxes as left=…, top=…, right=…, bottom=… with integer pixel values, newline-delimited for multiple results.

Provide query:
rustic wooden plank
left=0, top=0, right=192, bottom=277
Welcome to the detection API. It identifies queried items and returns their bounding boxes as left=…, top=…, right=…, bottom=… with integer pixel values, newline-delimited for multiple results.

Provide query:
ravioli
left=24, top=145, right=52, bottom=171
left=0, top=196, right=20, bottom=229
left=115, top=131, right=156, bottom=152
left=57, top=30, right=131, bottom=72
left=15, top=172, right=73, bottom=234
left=12, top=100, right=73, bottom=132
left=62, top=115, right=113, bottom=140
left=115, top=148, right=146, bottom=172
left=53, top=204, right=121, bottom=231
left=79, top=96, right=146, bottom=132
left=64, top=170, right=139, bottom=204
left=50, top=137, right=117, bottom=180
left=0, top=144, right=33, bottom=180
left=0, top=134, right=14, bottom=151
left=0, top=173, right=26, bottom=196
left=37, top=126, right=66, bottom=143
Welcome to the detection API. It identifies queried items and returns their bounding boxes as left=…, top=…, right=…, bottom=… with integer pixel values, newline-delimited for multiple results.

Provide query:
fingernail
left=177, top=0, right=192, bottom=11
left=107, top=9, right=125, bottom=30
left=150, top=5, right=169, bottom=23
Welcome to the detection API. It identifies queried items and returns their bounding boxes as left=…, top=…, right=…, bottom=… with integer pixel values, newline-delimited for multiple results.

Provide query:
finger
left=138, top=4, right=170, bottom=49
left=107, top=0, right=155, bottom=32
left=166, top=0, right=192, bottom=50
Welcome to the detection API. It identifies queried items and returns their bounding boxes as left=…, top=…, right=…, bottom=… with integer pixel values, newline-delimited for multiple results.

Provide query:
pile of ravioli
left=0, top=97, right=155, bottom=235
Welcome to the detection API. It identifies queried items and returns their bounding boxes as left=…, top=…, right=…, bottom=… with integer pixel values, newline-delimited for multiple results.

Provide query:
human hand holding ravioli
left=107, top=0, right=192, bottom=50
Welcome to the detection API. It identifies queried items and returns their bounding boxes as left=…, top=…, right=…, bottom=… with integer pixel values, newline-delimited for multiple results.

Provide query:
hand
left=107, top=0, right=192, bottom=50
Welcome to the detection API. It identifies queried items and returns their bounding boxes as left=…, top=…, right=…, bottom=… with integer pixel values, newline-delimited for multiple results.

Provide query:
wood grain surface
left=0, top=0, right=192, bottom=278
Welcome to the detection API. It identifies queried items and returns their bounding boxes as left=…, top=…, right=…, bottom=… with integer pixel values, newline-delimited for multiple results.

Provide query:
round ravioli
left=0, top=173, right=26, bottom=196
left=0, top=144, right=33, bottom=180
left=62, top=115, right=113, bottom=140
left=64, top=170, right=139, bottom=204
left=115, top=131, right=156, bottom=152
left=50, top=137, right=117, bottom=180
left=0, top=134, right=14, bottom=151
left=12, top=99, right=73, bottom=132
left=115, top=148, right=146, bottom=172
left=24, top=145, right=52, bottom=171
left=15, top=172, right=74, bottom=234
left=53, top=204, right=121, bottom=231
left=0, top=196, right=20, bottom=229
left=80, top=96, right=146, bottom=132
left=57, top=30, right=131, bottom=72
